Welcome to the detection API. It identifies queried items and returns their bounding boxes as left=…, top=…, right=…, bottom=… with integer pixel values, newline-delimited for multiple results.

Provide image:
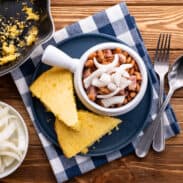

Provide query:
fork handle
left=135, top=88, right=174, bottom=158
left=152, top=77, right=165, bottom=152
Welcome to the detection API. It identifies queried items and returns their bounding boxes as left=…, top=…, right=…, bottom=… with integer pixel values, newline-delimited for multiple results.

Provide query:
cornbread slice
left=55, top=110, right=121, bottom=158
left=30, top=67, right=79, bottom=130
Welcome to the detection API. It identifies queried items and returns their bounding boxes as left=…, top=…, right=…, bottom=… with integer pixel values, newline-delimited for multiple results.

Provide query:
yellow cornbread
left=30, top=67, right=79, bottom=130
left=55, top=110, right=121, bottom=158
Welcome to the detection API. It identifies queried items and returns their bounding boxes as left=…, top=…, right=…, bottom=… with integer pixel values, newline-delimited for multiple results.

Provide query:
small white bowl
left=0, top=102, right=29, bottom=179
left=42, top=42, right=148, bottom=116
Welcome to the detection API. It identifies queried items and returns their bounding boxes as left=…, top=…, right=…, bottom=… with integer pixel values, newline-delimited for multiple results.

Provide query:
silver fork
left=152, top=33, right=171, bottom=152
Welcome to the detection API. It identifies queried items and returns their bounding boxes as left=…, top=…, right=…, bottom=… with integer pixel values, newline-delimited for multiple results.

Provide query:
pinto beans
left=88, top=52, right=97, bottom=59
left=128, top=75, right=137, bottom=91
left=119, top=89, right=125, bottom=95
left=136, top=83, right=140, bottom=92
left=114, top=47, right=123, bottom=54
left=129, top=68, right=135, bottom=75
left=130, top=92, right=136, bottom=98
left=82, top=47, right=142, bottom=108
left=123, top=98, right=128, bottom=104
left=104, top=49, right=113, bottom=58
left=131, top=60, right=135, bottom=66
left=134, top=63, right=138, bottom=71
left=118, top=53, right=126, bottom=64
left=126, top=56, right=132, bottom=63
left=123, top=51, right=129, bottom=56
left=97, top=50, right=105, bottom=62
left=84, top=59, right=94, bottom=68
left=98, top=87, right=111, bottom=95
left=135, top=72, right=142, bottom=81
left=83, top=68, right=92, bottom=79
left=87, top=86, right=97, bottom=101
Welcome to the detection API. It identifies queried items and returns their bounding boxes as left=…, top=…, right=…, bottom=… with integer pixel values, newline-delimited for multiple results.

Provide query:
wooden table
left=2, top=0, right=183, bottom=182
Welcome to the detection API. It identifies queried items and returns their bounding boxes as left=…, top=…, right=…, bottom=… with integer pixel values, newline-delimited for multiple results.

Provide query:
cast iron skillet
left=0, top=0, right=54, bottom=76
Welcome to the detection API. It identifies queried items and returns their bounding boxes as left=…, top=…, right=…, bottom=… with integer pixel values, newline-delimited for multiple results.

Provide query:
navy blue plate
left=30, top=33, right=153, bottom=156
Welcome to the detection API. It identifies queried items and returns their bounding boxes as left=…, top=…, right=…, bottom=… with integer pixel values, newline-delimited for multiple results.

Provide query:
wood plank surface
left=51, top=0, right=183, bottom=6
left=1, top=0, right=183, bottom=183
left=51, top=6, right=183, bottom=49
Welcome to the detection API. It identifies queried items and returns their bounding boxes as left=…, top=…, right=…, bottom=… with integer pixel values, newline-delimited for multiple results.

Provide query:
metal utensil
left=135, top=55, right=183, bottom=158
left=153, top=33, right=171, bottom=152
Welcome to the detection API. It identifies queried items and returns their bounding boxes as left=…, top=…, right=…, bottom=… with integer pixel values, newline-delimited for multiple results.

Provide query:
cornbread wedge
left=30, top=67, right=79, bottom=130
left=55, top=110, right=121, bottom=158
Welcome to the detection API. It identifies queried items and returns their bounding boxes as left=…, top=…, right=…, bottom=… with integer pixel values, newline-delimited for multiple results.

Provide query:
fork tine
left=154, top=34, right=162, bottom=61
left=162, top=34, right=169, bottom=62
left=158, top=33, right=165, bottom=61
left=165, top=34, right=171, bottom=62
left=154, top=33, right=171, bottom=63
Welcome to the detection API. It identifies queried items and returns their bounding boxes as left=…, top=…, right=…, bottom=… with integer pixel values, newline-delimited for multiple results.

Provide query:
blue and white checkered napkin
left=11, top=2, right=180, bottom=182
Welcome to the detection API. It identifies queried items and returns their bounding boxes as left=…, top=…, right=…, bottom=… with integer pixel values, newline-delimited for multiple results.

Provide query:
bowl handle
left=42, top=45, right=79, bottom=73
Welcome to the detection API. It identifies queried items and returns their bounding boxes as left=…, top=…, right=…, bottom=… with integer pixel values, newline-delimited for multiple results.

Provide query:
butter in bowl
left=0, top=102, right=29, bottom=179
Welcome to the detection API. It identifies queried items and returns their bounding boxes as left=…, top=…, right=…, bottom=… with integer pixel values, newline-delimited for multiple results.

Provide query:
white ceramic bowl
left=0, top=102, right=29, bottom=179
left=42, top=42, right=148, bottom=116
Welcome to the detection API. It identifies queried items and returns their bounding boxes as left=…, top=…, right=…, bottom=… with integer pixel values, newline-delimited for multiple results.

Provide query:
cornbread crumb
left=115, top=126, right=119, bottom=131
left=80, top=148, right=88, bottom=154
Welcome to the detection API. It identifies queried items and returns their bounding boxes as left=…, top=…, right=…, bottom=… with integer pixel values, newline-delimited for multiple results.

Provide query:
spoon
left=135, top=55, right=183, bottom=158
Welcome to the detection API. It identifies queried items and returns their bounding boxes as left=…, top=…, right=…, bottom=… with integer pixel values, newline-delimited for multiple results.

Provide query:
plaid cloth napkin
left=11, top=2, right=180, bottom=182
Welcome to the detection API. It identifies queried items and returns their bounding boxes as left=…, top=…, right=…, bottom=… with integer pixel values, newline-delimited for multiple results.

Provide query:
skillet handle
left=42, top=45, right=79, bottom=73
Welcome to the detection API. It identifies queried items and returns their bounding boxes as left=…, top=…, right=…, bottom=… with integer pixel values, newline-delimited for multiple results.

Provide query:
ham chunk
left=128, top=75, right=137, bottom=91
